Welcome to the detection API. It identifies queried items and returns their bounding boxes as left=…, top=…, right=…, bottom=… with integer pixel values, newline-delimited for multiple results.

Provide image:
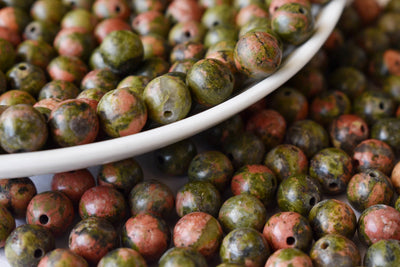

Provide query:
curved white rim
left=0, top=0, right=346, bottom=178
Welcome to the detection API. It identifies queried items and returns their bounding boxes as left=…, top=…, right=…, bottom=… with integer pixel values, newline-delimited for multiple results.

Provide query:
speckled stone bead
left=97, top=158, right=143, bottom=196
left=97, top=248, right=147, bottom=267
left=99, top=30, right=144, bottom=76
left=154, top=139, right=197, bottom=176
left=265, top=248, right=313, bottom=267
left=174, top=212, right=223, bottom=258
left=122, top=213, right=170, bottom=262
left=347, top=169, right=394, bottom=212
left=310, top=90, right=351, bottom=127
left=175, top=181, right=221, bottom=217
left=285, top=120, right=329, bottom=158
left=38, top=80, right=80, bottom=101
left=391, top=161, right=400, bottom=194
left=263, top=144, right=308, bottom=182
left=0, top=204, right=15, bottom=248
left=277, top=174, right=322, bottom=217
left=69, top=217, right=118, bottom=265
left=328, top=66, right=366, bottom=100
left=80, top=68, right=119, bottom=91
left=159, top=247, right=207, bottom=267
left=37, top=248, right=88, bottom=267
left=5, top=224, right=55, bottom=267
left=26, top=191, right=75, bottom=236
left=188, top=150, right=234, bottom=191
left=308, top=199, right=357, bottom=239
left=16, top=39, right=56, bottom=70
left=49, top=99, right=99, bottom=147
left=128, top=180, right=175, bottom=219
left=143, top=74, right=192, bottom=124
left=51, top=169, right=96, bottom=205
left=97, top=87, right=147, bottom=138
left=0, top=104, right=48, bottom=153
left=310, top=234, right=361, bottom=267
left=353, top=139, right=395, bottom=176
left=218, top=194, right=267, bottom=232
left=222, top=132, right=266, bottom=169
left=231, top=164, right=277, bottom=207
left=79, top=185, right=127, bottom=225
left=329, top=114, right=369, bottom=155
left=309, top=147, right=353, bottom=195
left=267, top=87, right=308, bottom=125
left=6, top=62, right=47, bottom=97
left=271, top=3, right=314, bottom=45
left=358, top=204, right=400, bottom=246
left=47, top=55, right=88, bottom=85
left=263, top=211, right=313, bottom=252
left=187, top=58, right=234, bottom=107
left=245, top=109, right=286, bottom=151
left=364, top=239, right=400, bottom=267
left=0, top=177, right=37, bottom=217
left=220, top=227, right=270, bottom=267
left=234, top=31, right=282, bottom=80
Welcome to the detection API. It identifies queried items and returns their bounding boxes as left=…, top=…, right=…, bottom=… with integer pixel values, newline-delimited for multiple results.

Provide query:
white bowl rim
left=0, top=0, right=347, bottom=178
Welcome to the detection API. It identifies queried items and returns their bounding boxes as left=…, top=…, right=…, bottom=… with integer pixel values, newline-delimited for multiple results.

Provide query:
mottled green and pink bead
left=231, top=164, right=277, bottom=207
left=26, top=191, right=75, bottom=236
left=38, top=248, right=88, bottom=267
left=122, top=212, right=170, bottom=262
left=218, top=194, right=267, bottom=232
left=265, top=248, right=313, bottom=267
left=264, top=144, right=308, bottom=182
left=174, top=212, right=223, bottom=258
left=97, top=248, right=147, bottom=267
left=263, top=211, right=313, bottom=252
left=347, top=169, right=394, bottom=212
left=97, top=87, right=147, bottom=138
left=308, top=199, right=357, bottom=239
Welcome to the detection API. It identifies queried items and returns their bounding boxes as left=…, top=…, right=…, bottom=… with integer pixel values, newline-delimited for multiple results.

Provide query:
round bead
left=79, top=185, right=127, bottom=225
left=26, top=191, right=75, bottom=236
left=220, top=227, right=270, bottom=266
left=173, top=212, right=223, bottom=258
left=51, top=169, right=95, bottom=206
left=37, top=248, right=88, bottom=267
left=97, top=87, right=147, bottom=138
left=0, top=104, right=48, bottom=153
left=308, top=199, right=357, bottom=239
left=128, top=180, right=175, bottom=218
left=175, top=181, right=221, bottom=218
left=277, top=174, right=322, bottom=217
left=5, top=224, right=55, bottom=267
left=122, top=213, right=170, bottom=262
left=97, top=248, right=146, bottom=267
left=309, top=234, right=361, bottom=267
left=309, top=147, right=353, bottom=195
left=0, top=177, right=37, bottom=217
left=358, top=204, right=400, bottom=246
left=49, top=99, right=99, bottom=147
left=69, top=217, right=118, bottom=265
left=264, top=144, right=308, bottom=182
left=347, top=169, right=394, bottom=212
left=263, top=211, right=313, bottom=252
left=218, top=194, right=267, bottom=232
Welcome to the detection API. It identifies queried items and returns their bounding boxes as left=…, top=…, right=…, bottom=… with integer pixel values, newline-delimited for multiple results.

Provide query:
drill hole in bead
left=369, top=171, right=377, bottom=178
left=184, top=31, right=191, bottom=38
left=18, top=64, right=27, bottom=71
left=39, top=214, right=49, bottom=225
left=284, top=90, right=292, bottom=96
left=309, top=197, right=316, bottom=206
left=286, top=236, right=295, bottom=245
left=29, top=26, right=36, bottom=33
left=115, top=5, right=121, bottom=13
left=379, top=102, right=385, bottom=110
left=321, top=242, right=329, bottom=249
left=328, top=182, right=338, bottom=189
left=163, top=110, right=173, bottom=118
left=34, top=248, right=44, bottom=258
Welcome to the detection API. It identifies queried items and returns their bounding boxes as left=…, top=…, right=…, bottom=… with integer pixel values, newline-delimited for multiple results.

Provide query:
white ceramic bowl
left=0, top=0, right=347, bottom=178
